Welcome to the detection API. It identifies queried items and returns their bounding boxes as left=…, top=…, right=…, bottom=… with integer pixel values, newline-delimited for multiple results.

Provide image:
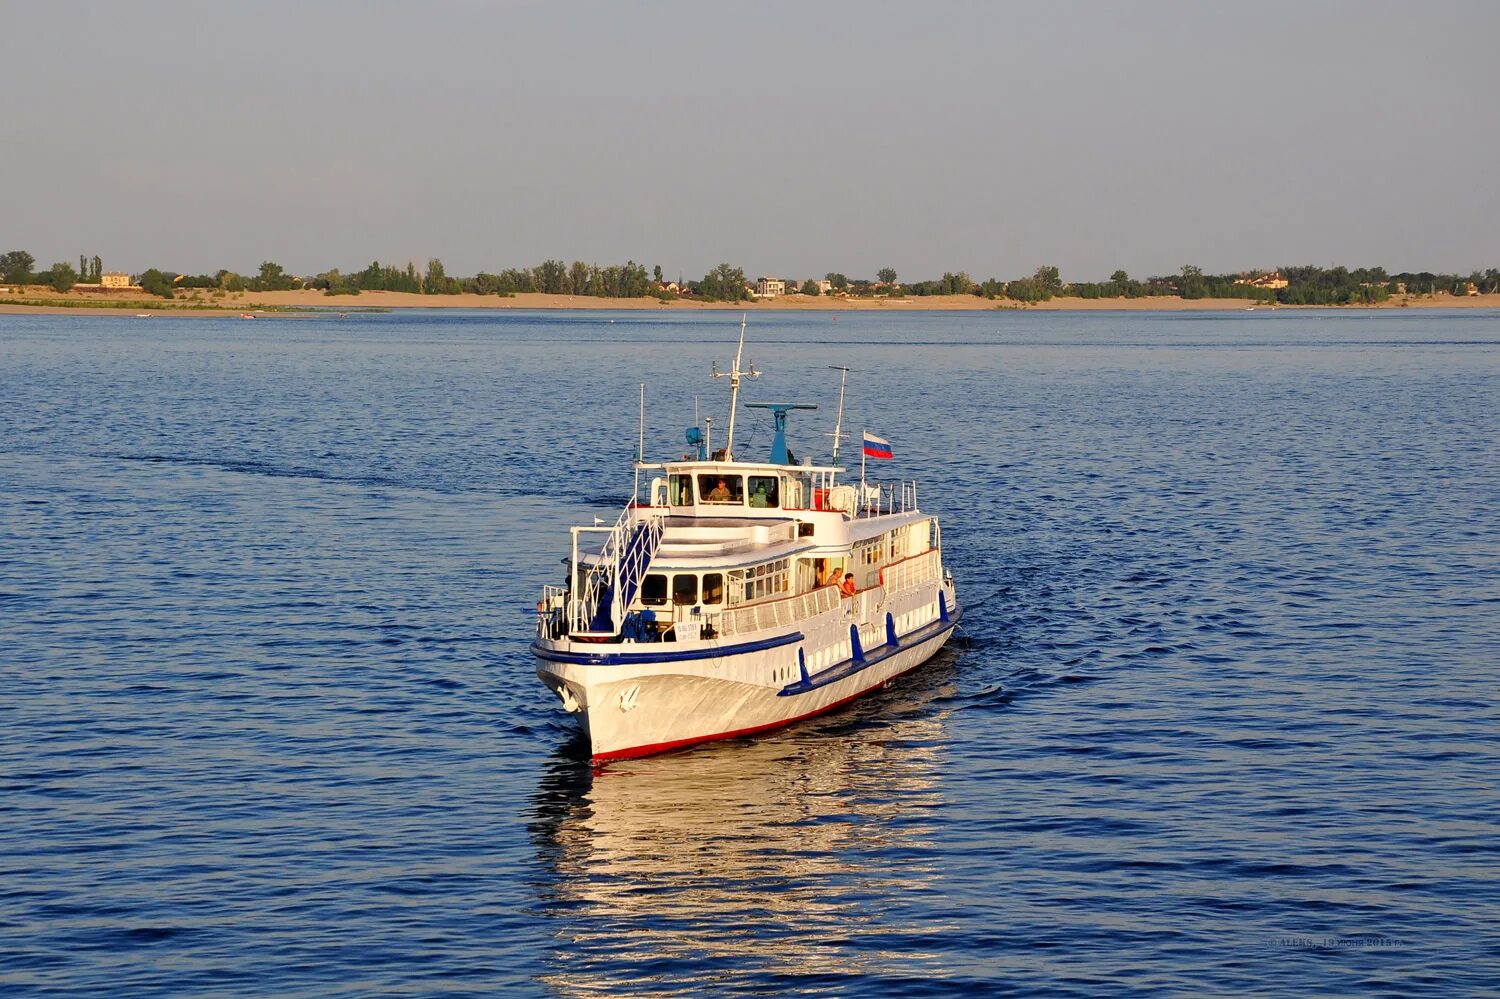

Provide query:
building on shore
left=101, top=271, right=133, bottom=289
left=755, top=277, right=785, bottom=298
left=1234, top=271, right=1289, bottom=290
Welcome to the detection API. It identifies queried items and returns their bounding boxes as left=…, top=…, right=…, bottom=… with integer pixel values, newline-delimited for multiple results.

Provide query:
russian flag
left=862, top=432, right=893, bottom=460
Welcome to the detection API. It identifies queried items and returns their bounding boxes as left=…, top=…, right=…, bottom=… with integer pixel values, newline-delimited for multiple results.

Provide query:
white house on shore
left=755, top=277, right=786, bottom=298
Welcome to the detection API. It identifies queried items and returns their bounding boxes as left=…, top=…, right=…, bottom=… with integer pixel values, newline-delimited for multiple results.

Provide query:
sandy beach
left=3, top=286, right=1498, bottom=317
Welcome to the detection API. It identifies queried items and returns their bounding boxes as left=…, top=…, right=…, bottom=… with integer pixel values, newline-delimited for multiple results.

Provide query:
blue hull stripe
left=533, top=630, right=805, bottom=667
left=778, top=605, right=962, bottom=697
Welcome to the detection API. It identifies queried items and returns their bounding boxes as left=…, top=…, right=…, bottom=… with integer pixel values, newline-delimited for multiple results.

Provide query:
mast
left=712, top=313, right=757, bottom=461
left=829, top=365, right=849, bottom=465
left=634, top=382, right=645, bottom=501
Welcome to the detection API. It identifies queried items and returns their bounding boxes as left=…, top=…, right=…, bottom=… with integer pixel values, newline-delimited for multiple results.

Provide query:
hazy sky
left=3, top=0, right=1496, bottom=281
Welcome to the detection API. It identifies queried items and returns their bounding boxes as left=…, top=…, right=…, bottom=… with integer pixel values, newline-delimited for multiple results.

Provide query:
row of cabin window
left=670, top=473, right=783, bottom=508
left=856, top=530, right=908, bottom=568
left=638, top=557, right=792, bottom=608
left=728, top=558, right=791, bottom=603
left=640, top=572, right=724, bottom=607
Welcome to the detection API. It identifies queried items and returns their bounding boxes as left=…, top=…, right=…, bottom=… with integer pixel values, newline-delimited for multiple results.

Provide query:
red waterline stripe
left=592, top=650, right=937, bottom=763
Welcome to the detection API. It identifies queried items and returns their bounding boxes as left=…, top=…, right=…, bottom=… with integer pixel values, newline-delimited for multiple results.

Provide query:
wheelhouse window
left=747, top=475, right=780, bottom=508
left=697, top=473, right=743, bottom=504
left=702, top=572, right=724, bottom=605
left=640, top=573, right=668, bottom=606
left=669, top=474, right=694, bottom=507
left=672, top=574, right=698, bottom=606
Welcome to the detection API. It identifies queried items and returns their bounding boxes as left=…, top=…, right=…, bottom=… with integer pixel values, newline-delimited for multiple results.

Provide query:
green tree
left=252, top=260, right=294, bottom=291
left=698, top=263, right=750, bottom=302
left=653, top=264, right=664, bottom=285
left=1178, top=264, right=1207, bottom=299
left=1, top=250, right=35, bottom=284
left=138, top=269, right=176, bottom=298
left=91, top=255, right=102, bottom=282
left=877, top=267, right=897, bottom=285
left=535, top=259, right=569, bottom=294
left=1110, top=270, right=1129, bottom=284
left=569, top=260, right=590, bottom=295
left=45, top=262, right=79, bottom=293
left=801, top=279, right=821, bottom=296
left=1005, top=276, right=1050, bottom=302
left=825, top=272, right=848, bottom=290
left=940, top=271, right=974, bottom=295
left=425, top=258, right=445, bottom=294
left=1034, top=265, right=1062, bottom=294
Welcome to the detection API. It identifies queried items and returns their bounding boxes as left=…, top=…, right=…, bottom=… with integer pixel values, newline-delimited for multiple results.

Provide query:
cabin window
left=697, top=473, right=744, bottom=505
left=747, top=476, right=780, bottom=508
left=783, top=476, right=806, bottom=509
left=669, top=474, right=694, bottom=507
left=672, top=574, right=698, bottom=606
left=734, top=557, right=791, bottom=602
left=702, top=573, right=724, bottom=605
left=640, top=573, right=668, bottom=606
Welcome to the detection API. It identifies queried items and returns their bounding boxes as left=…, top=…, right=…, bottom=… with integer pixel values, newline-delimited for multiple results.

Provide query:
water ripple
left=2, top=309, right=1498, bottom=996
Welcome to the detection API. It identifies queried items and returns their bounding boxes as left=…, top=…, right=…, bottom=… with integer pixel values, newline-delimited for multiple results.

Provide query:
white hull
left=535, top=579, right=959, bottom=761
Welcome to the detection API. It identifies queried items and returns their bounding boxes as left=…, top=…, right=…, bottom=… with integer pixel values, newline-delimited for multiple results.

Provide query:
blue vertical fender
left=886, top=612, right=898, bottom=647
left=798, top=646, right=810, bottom=683
left=939, top=591, right=949, bottom=623
left=849, top=624, right=865, bottom=664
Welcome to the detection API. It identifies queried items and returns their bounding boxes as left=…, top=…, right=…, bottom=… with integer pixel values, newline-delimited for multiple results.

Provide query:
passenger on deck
left=706, top=478, right=731, bottom=502
left=840, top=573, right=858, bottom=597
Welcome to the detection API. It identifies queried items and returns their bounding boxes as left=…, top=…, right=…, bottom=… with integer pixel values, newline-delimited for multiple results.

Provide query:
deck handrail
left=879, top=547, right=942, bottom=594
left=852, top=480, right=920, bottom=519
left=715, top=583, right=841, bottom=638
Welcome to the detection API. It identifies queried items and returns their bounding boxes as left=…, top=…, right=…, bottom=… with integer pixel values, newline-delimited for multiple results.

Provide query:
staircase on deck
left=571, top=506, right=665, bottom=638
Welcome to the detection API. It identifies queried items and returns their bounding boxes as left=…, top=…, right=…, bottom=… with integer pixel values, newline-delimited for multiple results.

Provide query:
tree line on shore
left=2, top=248, right=1497, bottom=306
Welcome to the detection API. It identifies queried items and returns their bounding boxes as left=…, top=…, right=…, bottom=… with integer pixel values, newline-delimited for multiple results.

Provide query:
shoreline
left=4, top=287, right=1499, bottom=317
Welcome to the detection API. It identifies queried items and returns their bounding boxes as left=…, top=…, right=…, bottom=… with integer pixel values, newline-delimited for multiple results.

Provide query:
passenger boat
left=532, top=321, right=961, bottom=762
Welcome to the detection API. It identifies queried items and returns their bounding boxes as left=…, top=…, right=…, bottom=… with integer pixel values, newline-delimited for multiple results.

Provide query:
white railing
left=853, top=480, right=920, bottom=519
left=568, top=504, right=666, bottom=636
left=537, top=583, right=567, bottom=639
left=715, top=584, right=841, bottom=638
left=880, top=548, right=942, bottom=595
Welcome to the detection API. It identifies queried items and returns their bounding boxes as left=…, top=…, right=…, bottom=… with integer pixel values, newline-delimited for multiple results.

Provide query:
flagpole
left=864, top=432, right=876, bottom=501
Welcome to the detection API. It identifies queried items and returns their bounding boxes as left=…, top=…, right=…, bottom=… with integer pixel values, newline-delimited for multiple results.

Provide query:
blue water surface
left=2, top=308, right=1498, bottom=996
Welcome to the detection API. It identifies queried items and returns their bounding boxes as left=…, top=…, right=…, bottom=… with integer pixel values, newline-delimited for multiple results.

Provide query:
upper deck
left=642, top=459, right=920, bottom=523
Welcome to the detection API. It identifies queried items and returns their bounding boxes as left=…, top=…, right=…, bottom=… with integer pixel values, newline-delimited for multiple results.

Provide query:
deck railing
left=715, top=584, right=841, bottom=638
left=879, top=548, right=942, bottom=595
left=848, top=480, right=919, bottom=519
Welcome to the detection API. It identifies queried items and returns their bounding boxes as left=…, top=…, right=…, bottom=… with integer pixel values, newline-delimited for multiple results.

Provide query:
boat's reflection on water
left=528, top=654, right=961, bottom=994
